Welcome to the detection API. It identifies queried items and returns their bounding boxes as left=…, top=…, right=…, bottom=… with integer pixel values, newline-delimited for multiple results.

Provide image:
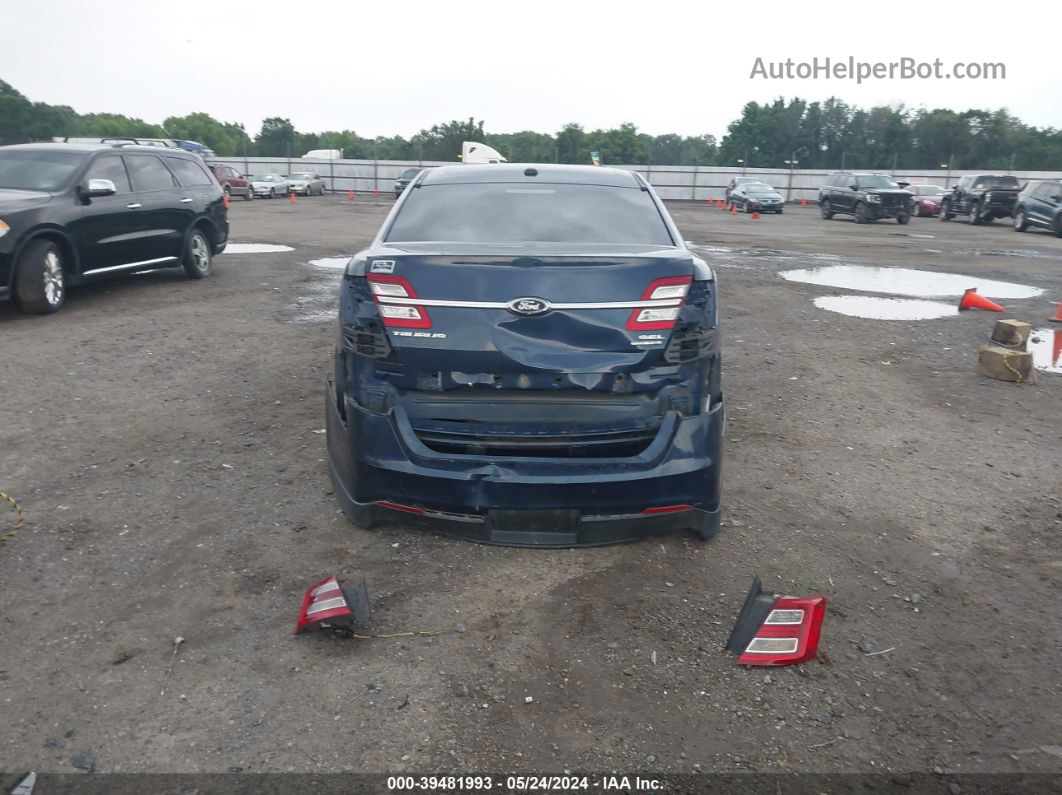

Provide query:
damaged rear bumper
left=324, top=380, right=723, bottom=547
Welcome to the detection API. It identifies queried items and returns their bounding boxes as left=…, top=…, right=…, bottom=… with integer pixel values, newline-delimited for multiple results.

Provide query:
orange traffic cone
left=1049, top=300, right=1062, bottom=323
left=958, top=288, right=1004, bottom=312
left=1053, top=329, right=1062, bottom=367
left=289, top=192, right=296, bottom=204
left=348, top=190, right=355, bottom=201
left=223, top=193, right=230, bottom=209
left=730, top=204, right=737, bottom=215
left=751, top=211, right=760, bottom=220
left=800, top=198, right=807, bottom=207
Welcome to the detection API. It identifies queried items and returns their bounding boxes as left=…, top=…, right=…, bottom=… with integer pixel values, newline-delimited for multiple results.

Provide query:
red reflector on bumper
left=377, top=500, right=425, bottom=515
left=642, top=504, right=694, bottom=514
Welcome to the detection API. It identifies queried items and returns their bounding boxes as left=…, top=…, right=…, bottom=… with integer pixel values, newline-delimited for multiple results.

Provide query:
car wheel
left=940, top=200, right=952, bottom=221
left=967, top=201, right=981, bottom=225
left=820, top=202, right=834, bottom=220
left=13, top=239, right=66, bottom=314
left=896, top=213, right=910, bottom=225
left=1012, top=208, right=1028, bottom=231
left=183, top=227, right=212, bottom=279
left=854, top=202, right=868, bottom=224
left=244, top=188, right=254, bottom=201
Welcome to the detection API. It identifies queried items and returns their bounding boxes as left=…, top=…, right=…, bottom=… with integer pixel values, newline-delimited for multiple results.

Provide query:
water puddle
left=309, top=257, right=351, bottom=270
left=1029, top=328, right=1062, bottom=375
left=223, top=243, right=295, bottom=254
left=780, top=265, right=1042, bottom=299
left=813, top=296, right=959, bottom=320
left=277, top=279, right=338, bottom=325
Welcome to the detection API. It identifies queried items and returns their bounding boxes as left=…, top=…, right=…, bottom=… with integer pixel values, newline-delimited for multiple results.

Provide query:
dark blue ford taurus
left=326, top=164, right=723, bottom=547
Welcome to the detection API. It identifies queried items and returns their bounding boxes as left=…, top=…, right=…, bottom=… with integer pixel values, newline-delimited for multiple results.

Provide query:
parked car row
left=206, top=166, right=328, bottom=200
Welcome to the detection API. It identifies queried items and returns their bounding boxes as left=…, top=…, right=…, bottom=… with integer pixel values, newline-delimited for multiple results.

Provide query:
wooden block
left=977, top=345, right=1033, bottom=382
left=990, top=319, right=1033, bottom=350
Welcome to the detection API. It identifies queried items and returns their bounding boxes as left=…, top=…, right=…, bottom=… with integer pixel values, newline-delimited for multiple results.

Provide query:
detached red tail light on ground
left=725, top=577, right=826, bottom=666
left=295, top=575, right=371, bottom=635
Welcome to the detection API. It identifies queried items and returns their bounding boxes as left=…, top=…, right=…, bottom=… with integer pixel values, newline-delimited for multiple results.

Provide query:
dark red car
left=908, top=184, right=946, bottom=217
left=208, top=164, right=254, bottom=201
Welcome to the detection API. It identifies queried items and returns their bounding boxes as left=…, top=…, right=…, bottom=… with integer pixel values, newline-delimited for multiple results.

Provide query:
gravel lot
left=1, top=194, right=1060, bottom=781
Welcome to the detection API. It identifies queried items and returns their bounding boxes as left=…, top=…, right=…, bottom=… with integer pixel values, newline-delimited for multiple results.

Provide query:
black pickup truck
left=819, top=172, right=915, bottom=224
left=940, top=174, right=1021, bottom=224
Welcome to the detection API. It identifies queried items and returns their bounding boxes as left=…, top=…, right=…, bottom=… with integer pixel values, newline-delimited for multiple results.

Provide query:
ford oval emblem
left=507, top=297, right=551, bottom=316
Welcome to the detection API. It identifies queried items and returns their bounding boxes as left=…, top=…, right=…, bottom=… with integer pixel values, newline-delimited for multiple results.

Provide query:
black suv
left=939, top=174, right=1021, bottom=225
left=0, top=143, right=228, bottom=314
left=393, top=166, right=432, bottom=198
left=1013, top=180, right=1062, bottom=237
left=819, top=172, right=914, bottom=224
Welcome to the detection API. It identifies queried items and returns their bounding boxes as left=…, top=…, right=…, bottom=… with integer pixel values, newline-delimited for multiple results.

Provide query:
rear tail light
left=627, top=276, right=692, bottom=330
left=725, top=577, right=826, bottom=666
left=367, top=274, right=431, bottom=328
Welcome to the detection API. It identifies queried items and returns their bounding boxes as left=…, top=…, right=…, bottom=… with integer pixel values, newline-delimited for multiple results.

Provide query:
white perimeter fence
left=209, top=156, right=1062, bottom=203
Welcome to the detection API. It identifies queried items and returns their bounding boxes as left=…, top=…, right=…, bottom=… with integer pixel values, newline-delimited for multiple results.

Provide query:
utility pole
left=941, top=154, right=953, bottom=190
left=784, top=153, right=799, bottom=203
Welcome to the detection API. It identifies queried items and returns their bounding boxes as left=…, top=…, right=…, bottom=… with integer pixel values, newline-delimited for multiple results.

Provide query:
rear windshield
left=385, top=183, right=674, bottom=245
left=973, top=176, right=1020, bottom=188
left=0, top=150, right=85, bottom=191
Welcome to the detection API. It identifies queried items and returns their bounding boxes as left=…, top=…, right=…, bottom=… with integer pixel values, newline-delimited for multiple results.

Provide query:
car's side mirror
left=83, top=178, right=117, bottom=198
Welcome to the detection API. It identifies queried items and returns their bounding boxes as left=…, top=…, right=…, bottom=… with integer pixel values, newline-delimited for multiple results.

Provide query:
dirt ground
left=1, top=195, right=1060, bottom=782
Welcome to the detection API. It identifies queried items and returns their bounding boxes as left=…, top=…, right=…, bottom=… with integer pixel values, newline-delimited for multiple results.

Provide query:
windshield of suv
left=911, top=185, right=945, bottom=196
left=0, top=150, right=85, bottom=191
left=973, top=176, right=1020, bottom=189
left=386, top=183, right=674, bottom=245
left=857, top=175, right=900, bottom=189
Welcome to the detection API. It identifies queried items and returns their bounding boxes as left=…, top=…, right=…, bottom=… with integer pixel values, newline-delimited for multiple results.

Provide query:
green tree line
left=3, top=79, right=1061, bottom=170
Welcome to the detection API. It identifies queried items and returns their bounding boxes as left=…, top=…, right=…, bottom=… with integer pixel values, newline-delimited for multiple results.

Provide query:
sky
left=4, top=1, right=1059, bottom=140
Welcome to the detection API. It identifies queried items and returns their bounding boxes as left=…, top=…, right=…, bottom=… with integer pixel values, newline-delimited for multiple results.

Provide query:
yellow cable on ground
left=1, top=492, right=25, bottom=543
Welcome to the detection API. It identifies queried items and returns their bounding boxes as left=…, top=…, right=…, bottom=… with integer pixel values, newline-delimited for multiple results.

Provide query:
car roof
left=1, top=142, right=114, bottom=154
left=0, top=142, right=202, bottom=160
left=421, top=163, right=643, bottom=188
